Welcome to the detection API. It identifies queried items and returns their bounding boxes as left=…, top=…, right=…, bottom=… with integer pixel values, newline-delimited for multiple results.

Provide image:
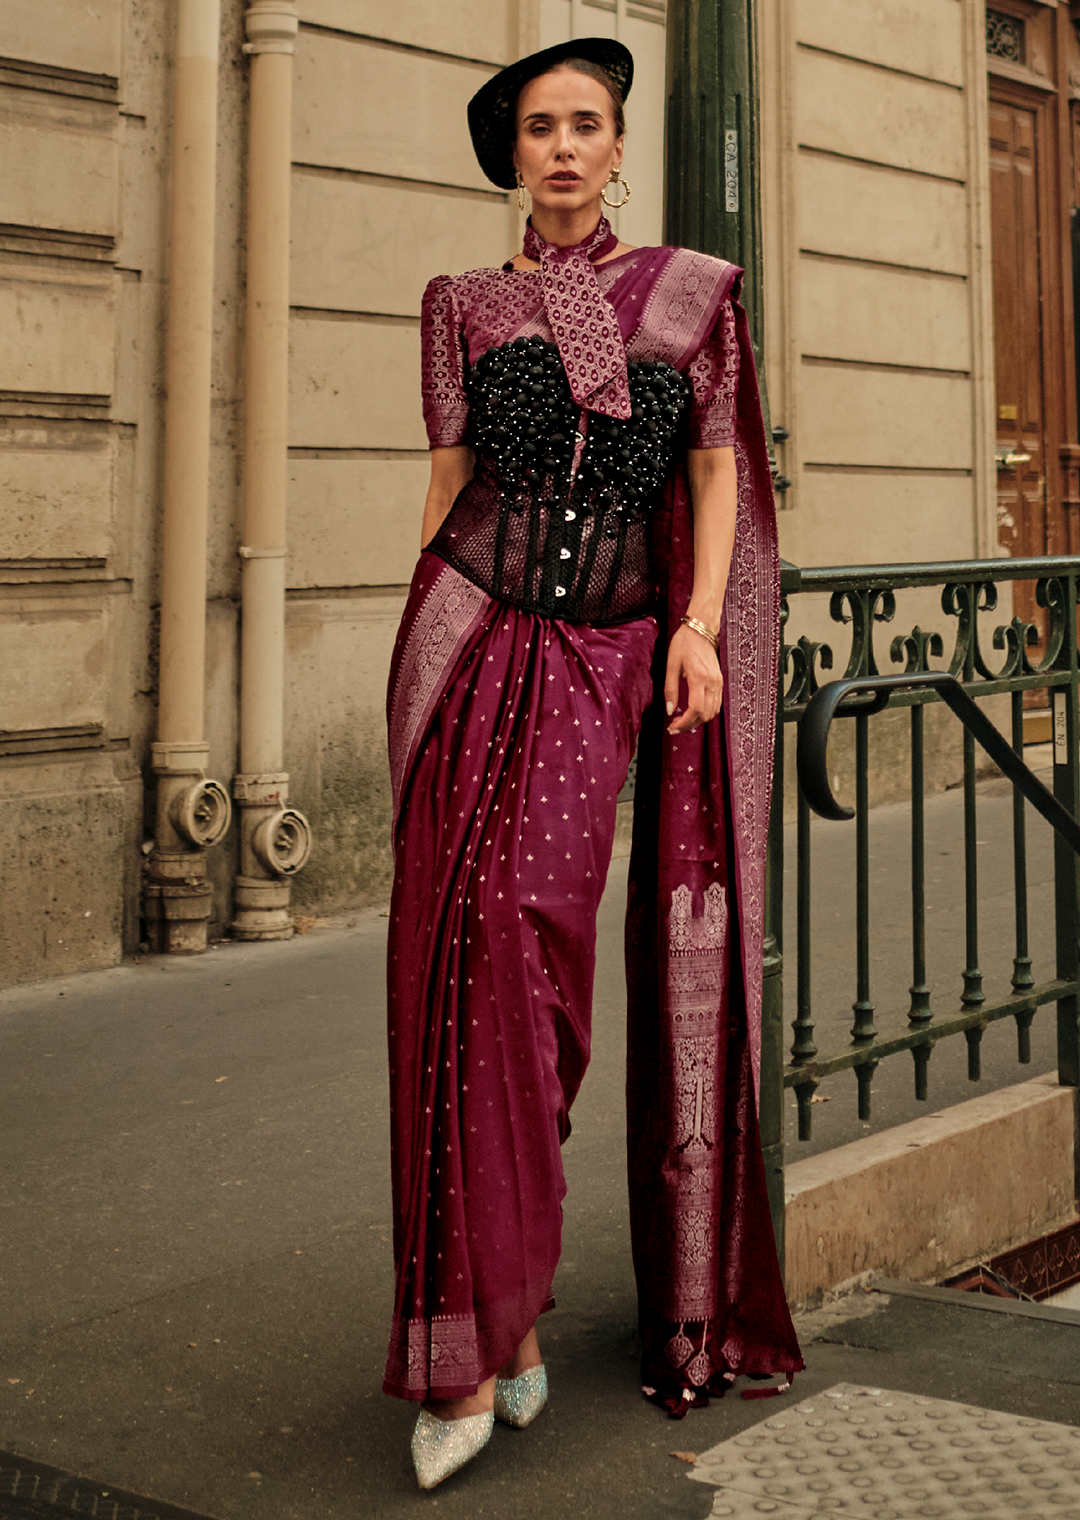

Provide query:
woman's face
left=513, top=67, right=623, bottom=216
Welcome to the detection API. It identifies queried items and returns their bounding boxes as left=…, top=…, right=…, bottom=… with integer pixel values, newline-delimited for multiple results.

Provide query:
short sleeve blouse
left=685, top=301, right=738, bottom=450
left=421, top=276, right=470, bottom=449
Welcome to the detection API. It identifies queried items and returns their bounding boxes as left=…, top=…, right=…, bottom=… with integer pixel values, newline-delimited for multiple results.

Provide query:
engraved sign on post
left=1054, top=688, right=1068, bottom=764
left=724, top=130, right=739, bottom=213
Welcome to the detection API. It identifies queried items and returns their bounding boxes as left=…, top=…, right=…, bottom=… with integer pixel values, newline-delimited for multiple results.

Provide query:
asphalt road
left=0, top=753, right=1073, bottom=1518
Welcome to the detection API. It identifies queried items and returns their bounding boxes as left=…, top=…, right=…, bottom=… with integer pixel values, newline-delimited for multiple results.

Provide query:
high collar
left=522, top=214, right=619, bottom=265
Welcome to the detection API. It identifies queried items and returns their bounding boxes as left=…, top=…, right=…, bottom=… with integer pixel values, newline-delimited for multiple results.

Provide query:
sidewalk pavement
left=2, top=760, right=1079, bottom=1520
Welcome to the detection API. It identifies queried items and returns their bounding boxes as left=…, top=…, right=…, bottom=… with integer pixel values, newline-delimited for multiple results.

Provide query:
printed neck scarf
left=521, top=214, right=632, bottom=420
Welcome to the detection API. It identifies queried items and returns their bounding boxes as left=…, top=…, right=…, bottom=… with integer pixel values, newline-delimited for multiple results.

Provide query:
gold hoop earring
left=515, top=170, right=527, bottom=212
left=601, top=172, right=631, bottom=210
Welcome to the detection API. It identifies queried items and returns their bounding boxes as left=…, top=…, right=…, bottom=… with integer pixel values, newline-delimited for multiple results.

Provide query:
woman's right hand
left=664, top=621, right=723, bottom=734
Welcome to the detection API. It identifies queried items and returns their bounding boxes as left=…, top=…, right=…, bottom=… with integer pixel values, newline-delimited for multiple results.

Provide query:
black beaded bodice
left=425, top=338, right=691, bottom=624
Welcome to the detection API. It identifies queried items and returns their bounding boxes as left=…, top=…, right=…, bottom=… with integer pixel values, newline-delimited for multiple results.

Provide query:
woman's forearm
left=420, top=487, right=453, bottom=550
left=420, top=445, right=475, bottom=549
left=685, top=446, right=738, bottom=632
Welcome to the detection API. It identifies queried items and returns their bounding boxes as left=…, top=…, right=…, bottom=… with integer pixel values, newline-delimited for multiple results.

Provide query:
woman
left=384, top=39, right=802, bottom=1489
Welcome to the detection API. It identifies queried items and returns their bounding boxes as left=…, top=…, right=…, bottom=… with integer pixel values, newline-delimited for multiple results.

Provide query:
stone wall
left=280, top=0, right=669, bottom=919
left=0, top=0, right=671, bottom=984
left=760, top=0, right=997, bottom=568
left=0, top=0, right=1022, bottom=985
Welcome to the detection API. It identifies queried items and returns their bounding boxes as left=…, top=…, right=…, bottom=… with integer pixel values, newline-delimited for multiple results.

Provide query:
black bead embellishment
left=575, top=360, right=691, bottom=529
left=468, top=338, right=577, bottom=511
left=467, top=340, right=690, bottom=525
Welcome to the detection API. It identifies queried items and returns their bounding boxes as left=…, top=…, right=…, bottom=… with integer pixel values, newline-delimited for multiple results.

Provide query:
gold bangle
left=680, top=614, right=719, bottom=649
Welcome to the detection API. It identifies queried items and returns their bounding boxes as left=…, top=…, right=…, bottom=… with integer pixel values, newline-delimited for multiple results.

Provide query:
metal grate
left=986, top=8, right=1024, bottom=62
left=0, top=1453, right=217, bottom=1520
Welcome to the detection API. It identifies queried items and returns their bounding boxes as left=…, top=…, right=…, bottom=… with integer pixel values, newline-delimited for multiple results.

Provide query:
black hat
left=467, top=39, right=634, bottom=191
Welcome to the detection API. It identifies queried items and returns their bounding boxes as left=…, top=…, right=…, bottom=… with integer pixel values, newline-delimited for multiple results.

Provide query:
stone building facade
left=2, top=0, right=1077, bottom=986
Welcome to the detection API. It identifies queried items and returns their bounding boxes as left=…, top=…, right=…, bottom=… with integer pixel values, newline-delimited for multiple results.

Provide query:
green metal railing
left=759, top=557, right=1080, bottom=1263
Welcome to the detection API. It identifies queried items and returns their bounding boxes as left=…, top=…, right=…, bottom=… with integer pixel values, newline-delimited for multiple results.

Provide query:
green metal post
left=1055, top=574, right=1080, bottom=1088
left=665, top=0, right=767, bottom=375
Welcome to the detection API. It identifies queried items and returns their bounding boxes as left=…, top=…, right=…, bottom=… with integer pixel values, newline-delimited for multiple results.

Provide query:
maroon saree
left=384, top=234, right=801, bottom=1405
left=626, top=294, right=803, bottom=1414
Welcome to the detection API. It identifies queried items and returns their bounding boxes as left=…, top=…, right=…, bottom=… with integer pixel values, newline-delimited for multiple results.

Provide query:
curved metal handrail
left=796, top=672, right=1080, bottom=856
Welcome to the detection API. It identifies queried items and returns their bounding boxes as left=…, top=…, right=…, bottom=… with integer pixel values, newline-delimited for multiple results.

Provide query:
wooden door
left=989, top=97, right=1050, bottom=639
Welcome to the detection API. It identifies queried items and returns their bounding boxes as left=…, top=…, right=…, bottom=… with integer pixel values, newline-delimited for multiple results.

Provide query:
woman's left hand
left=664, top=622, right=723, bottom=734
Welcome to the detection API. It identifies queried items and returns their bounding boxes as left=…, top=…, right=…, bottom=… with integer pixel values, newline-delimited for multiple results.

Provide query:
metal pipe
left=232, top=0, right=311, bottom=941
left=145, top=0, right=232, bottom=955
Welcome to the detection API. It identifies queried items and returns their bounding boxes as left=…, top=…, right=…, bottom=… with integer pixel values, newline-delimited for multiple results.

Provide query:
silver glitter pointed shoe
left=493, top=1363, right=548, bottom=1428
left=411, top=1406, right=494, bottom=1490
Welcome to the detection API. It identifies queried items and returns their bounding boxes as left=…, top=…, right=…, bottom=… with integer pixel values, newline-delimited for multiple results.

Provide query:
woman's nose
left=553, top=130, right=575, bottom=159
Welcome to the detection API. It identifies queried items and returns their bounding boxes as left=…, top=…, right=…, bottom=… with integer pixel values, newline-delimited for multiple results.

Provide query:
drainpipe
left=144, top=0, right=232, bottom=954
left=232, top=0, right=312, bottom=941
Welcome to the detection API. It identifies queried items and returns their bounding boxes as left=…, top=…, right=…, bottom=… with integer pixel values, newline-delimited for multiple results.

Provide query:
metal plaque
left=1054, top=688, right=1068, bottom=763
left=724, top=130, right=739, bottom=213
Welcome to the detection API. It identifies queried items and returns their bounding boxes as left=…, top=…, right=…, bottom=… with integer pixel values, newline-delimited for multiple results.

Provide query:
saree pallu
left=626, top=295, right=803, bottom=1413
left=384, top=551, right=656, bottom=1400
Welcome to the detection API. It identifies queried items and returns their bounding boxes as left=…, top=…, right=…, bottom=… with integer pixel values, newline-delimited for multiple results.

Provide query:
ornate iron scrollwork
left=1032, top=577, right=1068, bottom=673
left=828, top=587, right=897, bottom=679
left=782, top=634, right=834, bottom=709
left=986, top=8, right=1023, bottom=61
left=890, top=625, right=944, bottom=675
left=784, top=570, right=1079, bottom=703
left=773, top=556, right=1080, bottom=1161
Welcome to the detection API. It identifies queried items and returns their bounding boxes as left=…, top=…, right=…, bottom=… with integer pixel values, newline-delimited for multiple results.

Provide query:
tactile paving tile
left=690, top=1382, right=1080, bottom=1518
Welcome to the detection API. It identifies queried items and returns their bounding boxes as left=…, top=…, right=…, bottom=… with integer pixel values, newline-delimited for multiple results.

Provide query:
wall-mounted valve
left=146, top=744, right=231, bottom=953
left=252, top=807, right=312, bottom=876
left=169, top=778, right=233, bottom=849
left=232, top=774, right=311, bottom=938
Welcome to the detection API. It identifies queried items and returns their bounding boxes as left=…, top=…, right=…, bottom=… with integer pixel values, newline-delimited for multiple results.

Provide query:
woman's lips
left=547, top=173, right=581, bottom=184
